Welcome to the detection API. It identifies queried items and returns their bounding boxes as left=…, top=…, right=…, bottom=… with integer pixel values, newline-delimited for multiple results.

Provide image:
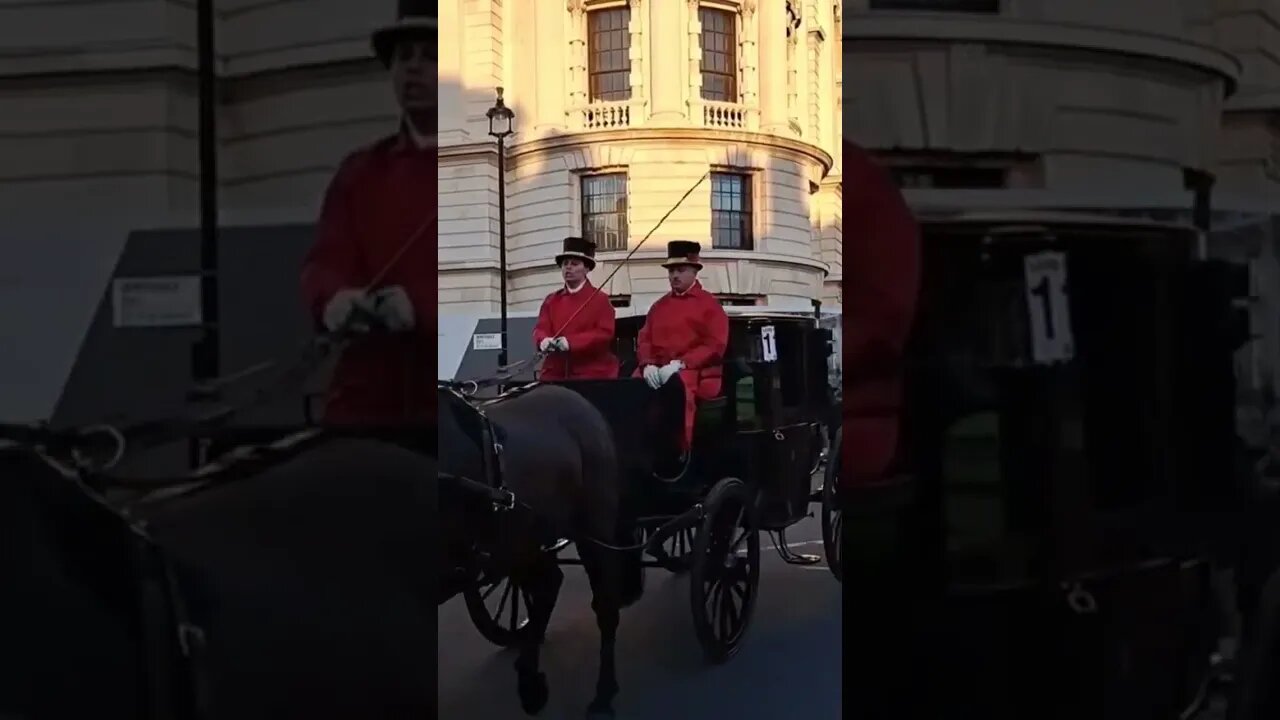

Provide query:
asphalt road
left=438, top=514, right=842, bottom=720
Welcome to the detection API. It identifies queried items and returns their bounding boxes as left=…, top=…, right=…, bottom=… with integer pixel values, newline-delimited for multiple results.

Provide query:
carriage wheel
left=648, top=525, right=697, bottom=574
left=690, top=477, right=761, bottom=664
left=464, top=573, right=536, bottom=648
left=822, top=427, right=843, bottom=583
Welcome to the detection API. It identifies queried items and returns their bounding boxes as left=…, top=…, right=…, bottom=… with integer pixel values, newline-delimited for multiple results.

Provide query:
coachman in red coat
left=841, top=142, right=922, bottom=489
left=635, top=241, right=730, bottom=452
left=532, top=236, right=619, bottom=380
left=299, top=3, right=436, bottom=428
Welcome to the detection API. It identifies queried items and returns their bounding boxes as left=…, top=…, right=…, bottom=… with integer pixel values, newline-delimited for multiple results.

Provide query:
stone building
left=438, top=0, right=844, bottom=312
left=844, top=0, right=1280, bottom=399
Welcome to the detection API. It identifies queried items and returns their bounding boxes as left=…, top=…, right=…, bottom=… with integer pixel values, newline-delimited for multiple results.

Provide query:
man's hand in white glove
left=538, top=337, right=555, bottom=353
left=371, top=285, right=415, bottom=331
left=322, top=288, right=375, bottom=333
left=656, top=359, right=685, bottom=386
left=552, top=336, right=569, bottom=352
left=642, top=364, right=662, bottom=389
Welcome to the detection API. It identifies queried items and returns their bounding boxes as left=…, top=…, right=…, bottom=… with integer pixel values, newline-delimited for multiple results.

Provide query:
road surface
left=438, top=515, right=842, bottom=719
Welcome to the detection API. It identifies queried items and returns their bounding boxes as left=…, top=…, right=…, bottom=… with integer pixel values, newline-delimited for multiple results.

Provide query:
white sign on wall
left=1022, top=252, right=1075, bottom=364
left=111, top=276, right=203, bottom=328
left=472, top=333, right=503, bottom=350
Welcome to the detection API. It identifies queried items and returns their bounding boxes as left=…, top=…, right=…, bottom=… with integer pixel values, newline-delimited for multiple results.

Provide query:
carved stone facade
left=439, top=0, right=842, bottom=312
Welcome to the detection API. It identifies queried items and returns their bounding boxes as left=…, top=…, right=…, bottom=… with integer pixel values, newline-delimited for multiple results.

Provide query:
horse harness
left=437, top=382, right=544, bottom=514
left=8, top=427, right=332, bottom=720
left=25, top=450, right=214, bottom=720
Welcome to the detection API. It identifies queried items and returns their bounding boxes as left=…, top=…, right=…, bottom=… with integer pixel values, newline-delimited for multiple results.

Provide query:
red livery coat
left=633, top=281, right=730, bottom=449
left=842, top=142, right=922, bottom=488
left=300, top=129, right=437, bottom=427
left=532, top=280, right=619, bottom=380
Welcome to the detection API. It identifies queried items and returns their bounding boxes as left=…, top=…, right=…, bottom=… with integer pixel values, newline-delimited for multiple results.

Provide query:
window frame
left=698, top=5, right=739, bottom=103
left=709, top=170, right=755, bottom=251
left=579, top=171, right=631, bottom=252
left=586, top=5, right=633, bottom=103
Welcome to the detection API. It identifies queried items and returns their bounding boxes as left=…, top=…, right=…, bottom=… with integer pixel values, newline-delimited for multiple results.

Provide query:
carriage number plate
left=1022, top=251, right=1074, bottom=365
left=760, top=325, right=778, bottom=362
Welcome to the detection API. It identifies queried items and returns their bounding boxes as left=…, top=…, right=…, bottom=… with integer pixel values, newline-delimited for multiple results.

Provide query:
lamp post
left=191, top=0, right=219, bottom=468
left=487, top=87, right=515, bottom=368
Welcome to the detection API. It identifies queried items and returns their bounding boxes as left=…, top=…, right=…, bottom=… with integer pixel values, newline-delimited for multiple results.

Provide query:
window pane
left=699, top=8, right=737, bottom=102
left=581, top=173, right=629, bottom=252
left=709, top=172, right=752, bottom=250
left=589, top=8, right=632, bottom=102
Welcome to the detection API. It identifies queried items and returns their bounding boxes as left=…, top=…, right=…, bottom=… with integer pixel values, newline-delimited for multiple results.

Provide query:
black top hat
left=661, top=240, right=703, bottom=270
left=555, top=236, right=597, bottom=270
left=372, top=0, right=437, bottom=68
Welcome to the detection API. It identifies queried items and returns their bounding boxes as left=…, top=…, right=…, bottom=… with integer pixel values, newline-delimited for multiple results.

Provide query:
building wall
left=843, top=0, right=1240, bottom=211
left=438, top=0, right=842, bottom=312
left=0, top=0, right=400, bottom=228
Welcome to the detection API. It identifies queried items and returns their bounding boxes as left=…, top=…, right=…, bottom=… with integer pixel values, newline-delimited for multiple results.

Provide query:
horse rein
left=451, top=172, right=709, bottom=392
left=550, top=172, right=709, bottom=341
left=0, top=209, right=437, bottom=475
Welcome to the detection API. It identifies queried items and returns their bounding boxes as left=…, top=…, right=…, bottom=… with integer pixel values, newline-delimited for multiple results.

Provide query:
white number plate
left=1023, top=251, right=1074, bottom=365
left=760, top=325, right=778, bottom=362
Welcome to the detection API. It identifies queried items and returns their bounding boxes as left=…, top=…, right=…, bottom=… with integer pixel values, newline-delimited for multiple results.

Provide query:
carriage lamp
left=487, top=88, right=514, bottom=139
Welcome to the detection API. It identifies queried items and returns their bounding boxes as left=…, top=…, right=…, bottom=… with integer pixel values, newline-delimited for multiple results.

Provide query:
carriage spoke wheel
left=821, top=428, right=843, bottom=583
left=690, top=477, right=760, bottom=664
left=649, top=525, right=697, bottom=574
left=464, top=573, right=536, bottom=648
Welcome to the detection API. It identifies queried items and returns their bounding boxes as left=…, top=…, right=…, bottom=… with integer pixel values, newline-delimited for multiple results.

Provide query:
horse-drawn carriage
left=453, top=307, right=843, bottom=662
left=876, top=209, right=1254, bottom=719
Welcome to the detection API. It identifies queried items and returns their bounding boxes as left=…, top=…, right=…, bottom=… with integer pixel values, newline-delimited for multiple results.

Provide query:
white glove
left=657, top=359, right=685, bottom=386
left=322, top=288, right=375, bottom=332
left=538, top=337, right=555, bottom=353
left=642, top=364, right=662, bottom=389
left=370, top=285, right=415, bottom=331
left=553, top=336, right=569, bottom=352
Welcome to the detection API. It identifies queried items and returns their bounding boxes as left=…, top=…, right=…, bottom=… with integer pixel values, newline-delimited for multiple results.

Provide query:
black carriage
left=463, top=308, right=843, bottom=662
left=884, top=210, right=1251, bottom=719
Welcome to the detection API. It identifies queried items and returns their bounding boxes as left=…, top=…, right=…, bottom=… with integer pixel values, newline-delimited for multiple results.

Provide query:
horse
left=437, top=381, right=643, bottom=719
left=1, top=443, right=186, bottom=720
left=2, top=433, right=440, bottom=720
left=1232, top=567, right=1280, bottom=720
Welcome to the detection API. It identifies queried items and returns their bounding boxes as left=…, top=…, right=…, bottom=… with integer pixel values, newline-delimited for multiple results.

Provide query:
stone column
left=628, top=0, right=645, bottom=118
left=688, top=0, right=703, bottom=112
left=741, top=0, right=760, bottom=130
left=438, top=0, right=468, bottom=142
left=758, top=0, right=790, bottom=133
left=567, top=0, right=588, bottom=128
left=534, top=0, right=567, bottom=132
left=648, top=0, right=687, bottom=124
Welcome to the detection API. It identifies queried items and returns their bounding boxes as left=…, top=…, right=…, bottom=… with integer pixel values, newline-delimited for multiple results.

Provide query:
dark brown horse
left=2, top=435, right=440, bottom=720
left=437, top=382, right=643, bottom=719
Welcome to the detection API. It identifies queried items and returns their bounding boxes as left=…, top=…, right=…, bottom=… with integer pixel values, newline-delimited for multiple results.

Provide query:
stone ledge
left=844, top=14, right=1242, bottom=94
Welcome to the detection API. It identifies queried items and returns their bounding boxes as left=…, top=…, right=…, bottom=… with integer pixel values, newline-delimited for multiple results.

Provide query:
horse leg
left=513, top=556, right=562, bottom=716
left=580, top=543, right=622, bottom=719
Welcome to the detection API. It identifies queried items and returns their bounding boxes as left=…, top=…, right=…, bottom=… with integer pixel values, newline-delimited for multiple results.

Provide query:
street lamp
left=487, top=87, right=515, bottom=368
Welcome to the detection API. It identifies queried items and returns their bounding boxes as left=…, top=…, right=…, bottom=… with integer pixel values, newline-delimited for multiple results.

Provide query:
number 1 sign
left=760, top=325, right=778, bottom=362
left=1023, top=251, right=1075, bottom=365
